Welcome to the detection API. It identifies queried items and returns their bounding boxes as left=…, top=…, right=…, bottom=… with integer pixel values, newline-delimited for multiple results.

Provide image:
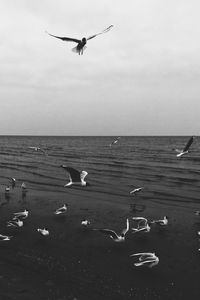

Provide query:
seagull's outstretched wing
left=61, top=166, right=81, bottom=182
left=183, top=136, right=194, bottom=152
left=87, top=25, right=113, bottom=40
left=121, top=219, right=129, bottom=236
left=94, top=228, right=118, bottom=239
left=46, top=31, right=81, bottom=43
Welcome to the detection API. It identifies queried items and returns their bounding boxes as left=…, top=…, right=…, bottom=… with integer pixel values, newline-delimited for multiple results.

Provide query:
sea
left=0, top=135, right=199, bottom=208
left=0, top=136, right=200, bottom=299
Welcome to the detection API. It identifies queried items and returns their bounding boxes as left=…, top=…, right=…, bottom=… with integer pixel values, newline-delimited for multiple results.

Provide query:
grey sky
left=1, top=0, right=200, bottom=135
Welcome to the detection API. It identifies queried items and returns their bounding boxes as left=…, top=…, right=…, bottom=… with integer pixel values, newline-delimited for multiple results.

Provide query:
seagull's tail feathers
left=72, top=45, right=87, bottom=54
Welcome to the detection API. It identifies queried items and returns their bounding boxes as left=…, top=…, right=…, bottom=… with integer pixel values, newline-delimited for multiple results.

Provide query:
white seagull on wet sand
left=132, top=217, right=151, bottom=233
left=0, top=234, right=12, bottom=241
left=93, top=219, right=129, bottom=242
left=60, top=166, right=89, bottom=187
left=5, top=186, right=10, bottom=193
left=130, top=252, right=159, bottom=268
left=81, top=219, right=91, bottom=227
left=151, top=216, right=169, bottom=226
left=46, top=25, right=113, bottom=55
left=130, top=187, right=143, bottom=196
left=13, top=209, right=29, bottom=219
left=175, top=136, right=194, bottom=157
left=7, top=218, right=23, bottom=228
left=37, top=228, right=49, bottom=236
left=55, top=204, right=68, bottom=215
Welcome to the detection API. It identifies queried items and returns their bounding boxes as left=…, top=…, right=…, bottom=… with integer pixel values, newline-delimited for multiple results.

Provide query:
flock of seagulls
left=1, top=135, right=198, bottom=268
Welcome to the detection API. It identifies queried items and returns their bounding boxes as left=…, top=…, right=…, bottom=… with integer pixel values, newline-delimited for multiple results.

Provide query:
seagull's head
left=82, top=37, right=87, bottom=43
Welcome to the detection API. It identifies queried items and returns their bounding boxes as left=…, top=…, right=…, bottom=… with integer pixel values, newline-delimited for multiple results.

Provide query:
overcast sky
left=1, top=0, right=200, bottom=135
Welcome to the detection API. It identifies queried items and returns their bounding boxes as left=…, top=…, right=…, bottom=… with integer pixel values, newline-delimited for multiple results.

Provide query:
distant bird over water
left=60, top=166, right=88, bottom=187
left=175, top=136, right=194, bottom=157
left=109, top=136, right=120, bottom=147
left=7, top=218, right=23, bottom=228
left=93, top=219, right=129, bottom=242
left=46, top=25, right=113, bottom=55
left=28, top=146, right=47, bottom=155
left=130, top=252, right=159, bottom=268
left=130, top=187, right=143, bottom=196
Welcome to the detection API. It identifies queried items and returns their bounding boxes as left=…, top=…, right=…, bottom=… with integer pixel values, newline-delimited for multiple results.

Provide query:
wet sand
left=0, top=185, right=200, bottom=300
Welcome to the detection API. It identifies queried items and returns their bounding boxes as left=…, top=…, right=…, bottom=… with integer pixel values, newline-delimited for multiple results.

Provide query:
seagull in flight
left=28, top=146, right=47, bottom=155
left=60, top=165, right=88, bottom=187
left=130, top=187, right=143, bottom=196
left=13, top=209, right=29, bottom=220
left=109, top=136, right=120, bottom=147
left=0, top=234, right=12, bottom=241
left=37, top=228, right=49, bottom=236
left=7, top=218, right=23, bottom=228
left=151, top=216, right=168, bottom=226
left=46, top=25, right=113, bottom=55
left=130, top=252, right=159, bottom=268
left=54, top=204, right=68, bottom=215
left=93, top=219, right=129, bottom=242
left=175, top=136, right=194, bottom=157
left=131, top=217, right=151, bottom=233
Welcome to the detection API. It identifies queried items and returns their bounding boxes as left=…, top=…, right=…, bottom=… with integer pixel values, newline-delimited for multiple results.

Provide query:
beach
left=0, top=136, right=200, bottom=299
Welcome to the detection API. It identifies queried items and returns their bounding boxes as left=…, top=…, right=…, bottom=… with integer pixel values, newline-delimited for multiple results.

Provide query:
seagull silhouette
left=175, top=136, right=194, bottom=157
left=60, top=166, right=88, bottom=187
left=93, top=219, right=129, bottom=242
left=46, top=25, right=113, bottom=55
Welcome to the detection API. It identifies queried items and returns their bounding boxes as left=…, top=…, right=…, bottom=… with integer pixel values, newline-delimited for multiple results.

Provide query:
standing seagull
left=10, top=178, right=16, bottom=188
left=151, top=216, right=169, bottom=226
left=37, top=228, right=49, bottom=236
left=175, top=136, right=194, bottom=157
left=130, top=252, right=159, bottom=268
left=93, top=219, right=129, bottom=242
left=60, top=166, right=88, bottom=187
left=109, top=136, right=120, bottom=147
left=46, top=25, right=113, bottom=55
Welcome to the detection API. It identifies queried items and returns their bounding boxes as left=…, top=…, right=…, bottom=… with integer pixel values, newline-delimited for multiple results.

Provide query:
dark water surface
left=0, top=136, right=200, bottom=299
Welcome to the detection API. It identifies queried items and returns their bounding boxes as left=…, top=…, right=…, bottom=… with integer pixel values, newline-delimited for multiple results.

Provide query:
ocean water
left=0, top=135, right=199, bottom=208
left=0, top=136, right=200, bottom=299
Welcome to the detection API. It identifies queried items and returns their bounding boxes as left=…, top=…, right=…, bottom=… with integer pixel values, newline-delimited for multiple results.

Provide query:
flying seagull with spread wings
left=93, top=219, right=129, bottom=242
left=175, top=136, right=194, bottom=157
left=60, top=165, right=88, bottom=187
left=46, top=25, right=113, bottom=55
left=130, top=252, right=159, bottom=268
